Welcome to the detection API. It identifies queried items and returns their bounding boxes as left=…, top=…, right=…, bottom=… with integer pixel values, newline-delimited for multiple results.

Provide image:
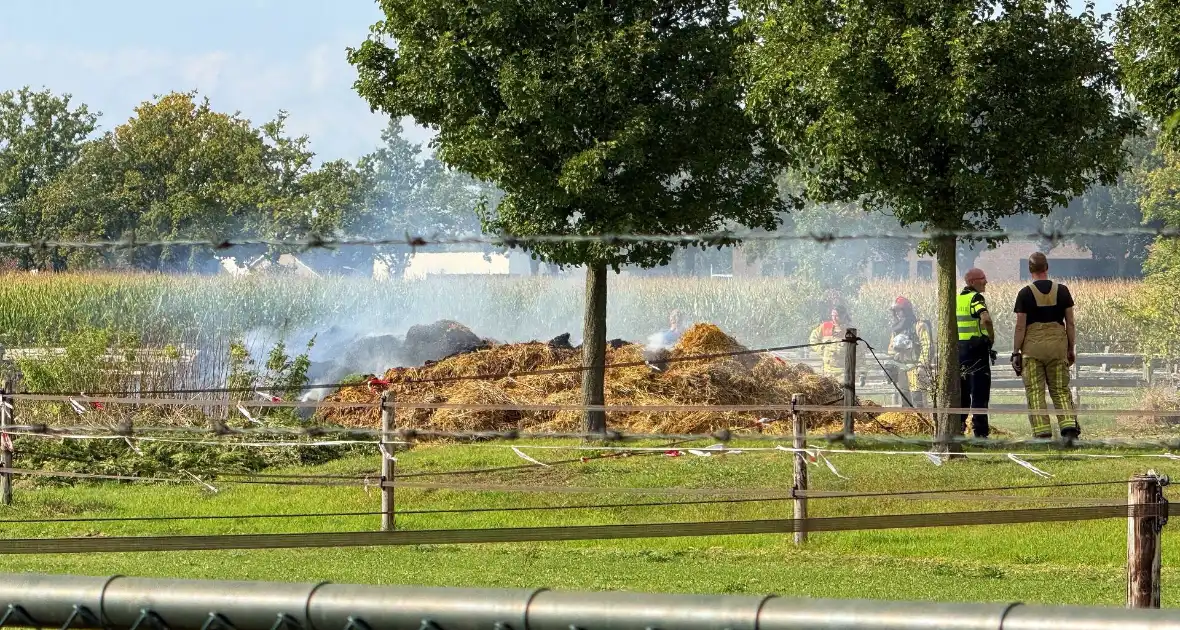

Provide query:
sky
left=0, top=0, right=1120, bottom=165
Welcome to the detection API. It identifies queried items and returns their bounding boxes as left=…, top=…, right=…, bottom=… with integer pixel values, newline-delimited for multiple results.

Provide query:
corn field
left=0, top=272, right=1155, bottom=356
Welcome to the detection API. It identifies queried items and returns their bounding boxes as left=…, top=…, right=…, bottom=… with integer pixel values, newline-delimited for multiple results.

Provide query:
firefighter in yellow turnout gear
left=886, top=296, right=932, bottom=407
left=1011, top=253, right=1080, bottom=441
left=808, top=304, right=858, bottom=378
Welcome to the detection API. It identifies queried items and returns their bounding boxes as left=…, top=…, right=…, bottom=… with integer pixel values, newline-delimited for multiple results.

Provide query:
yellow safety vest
left=956, top=291, right=986, bottom=341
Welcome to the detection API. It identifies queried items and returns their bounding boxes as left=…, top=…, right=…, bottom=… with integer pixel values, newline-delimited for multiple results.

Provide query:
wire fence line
left=2, top=225, right=1180, bottom=252
left=0, top=494, right=1131, bottom=526
left=8, top=420, right=1180, bottom=452
left=10, top=395, right=1180, bottom=417
left=0, top=503, right=1160, bottom=555
left=3, top=477, right=1135, bottom=525
left=15, top=340, right=838, bottom=398
left=0, top=464, right=1130, bottom=494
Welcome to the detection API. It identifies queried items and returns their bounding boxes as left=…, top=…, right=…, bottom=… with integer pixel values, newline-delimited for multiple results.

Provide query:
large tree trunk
left=934, top=234, right=962, bottom=451
left=582, top=263, right=608, bottom=434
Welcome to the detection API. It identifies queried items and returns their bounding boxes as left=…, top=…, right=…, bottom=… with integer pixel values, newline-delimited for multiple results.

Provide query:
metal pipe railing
left=1, top=573, right=1177, bottom=630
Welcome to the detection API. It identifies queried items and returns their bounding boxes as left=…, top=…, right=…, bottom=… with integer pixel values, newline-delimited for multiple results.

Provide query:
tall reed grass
left=0, top=272, right=1148, bottom=355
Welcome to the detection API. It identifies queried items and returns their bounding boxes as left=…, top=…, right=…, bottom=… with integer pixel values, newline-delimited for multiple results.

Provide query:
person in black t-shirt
left=1011, top=252, right=1080, bottom=441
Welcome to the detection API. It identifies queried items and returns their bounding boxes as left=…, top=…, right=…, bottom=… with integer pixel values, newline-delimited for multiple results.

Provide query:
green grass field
left=2, top=432, right=1177, bottom=607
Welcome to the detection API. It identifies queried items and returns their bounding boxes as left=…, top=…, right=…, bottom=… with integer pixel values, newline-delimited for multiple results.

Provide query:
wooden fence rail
left=787, top=349, right=1177, bottom=401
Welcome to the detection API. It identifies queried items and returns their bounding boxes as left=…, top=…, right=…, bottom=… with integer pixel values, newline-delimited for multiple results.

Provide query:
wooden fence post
left=791, top=393, right=807, bottom=545
left=842, top=328, right=858, bottom=438
left=380, top=392, right=396, bottom=532
left=1, top=383, right=12, bottom=506
left=1128, top=471, right=1168, bottom=608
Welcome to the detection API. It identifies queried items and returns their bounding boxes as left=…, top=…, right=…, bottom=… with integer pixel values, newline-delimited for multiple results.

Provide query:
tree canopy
left=741, top=0, right=1138, bottom=441
left=24, top=92, right=492, bottom=273
left=349, top=0, right=789, bottom=431
left=1117, top=0, right=1180, bottom=151
left=0, top=87, right=98, bottom=268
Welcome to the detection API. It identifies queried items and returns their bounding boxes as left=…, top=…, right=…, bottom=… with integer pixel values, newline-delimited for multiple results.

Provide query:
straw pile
left=322, top=324, right=899, bottom=436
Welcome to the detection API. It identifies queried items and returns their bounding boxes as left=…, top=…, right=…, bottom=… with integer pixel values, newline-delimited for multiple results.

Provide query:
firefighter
left=886, top=297, right=932, bottom=408
left=958, top=268, right=995, bottom=438
left=1011, top=252, right=1080, bottom=441
left=809, top=304, right=853, bottom=377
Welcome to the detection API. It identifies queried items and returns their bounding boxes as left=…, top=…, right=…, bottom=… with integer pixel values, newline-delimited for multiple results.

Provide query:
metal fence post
left=380, top=392, right=396, bottom=532
left=791, top=393, right=807, bottom=545
left=842, top=328, right=858, bottom=438
left=1, top=383, right=12, bottom=506
left=1128, top=470, right=1168, bottom=609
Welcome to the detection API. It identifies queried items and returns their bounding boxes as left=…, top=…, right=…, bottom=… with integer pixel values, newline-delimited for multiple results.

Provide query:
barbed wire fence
left=2, top=224, right=1180, bottom=252
left=3, top=226, right=1180, bottom=608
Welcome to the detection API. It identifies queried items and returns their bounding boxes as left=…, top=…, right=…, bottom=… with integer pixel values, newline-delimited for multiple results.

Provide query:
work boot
left=1060, top=426, right=1080, bottom=446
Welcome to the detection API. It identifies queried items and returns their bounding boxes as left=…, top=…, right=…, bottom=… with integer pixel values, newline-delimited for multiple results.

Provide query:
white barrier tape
left=3, top=428, right=1177, bottom=470
left=182, top=470, right=219, bottom=493
left=69, top=399, right=87, bottom=416
left=511, top=446, right=551, bottom=467
left=124, top=437, right=144, bottom=455
left=255, top=391, right=282, bottom=403
left=0, top=430, right=384, bottom=448
left=237, top=405, right=260, bottom=424
left=1008, top=454, right=1054, bottom=479
left=378, top=443, right=397, bottom=462
left=819, top=452, right=850, bottom=480
left=774, top=445, right=817, bottom=465
left=506, top=443, right=1180, bottom=462
left=10, top=393, right=1176, bottom=417
left=704, top=443, right=742, bottom=454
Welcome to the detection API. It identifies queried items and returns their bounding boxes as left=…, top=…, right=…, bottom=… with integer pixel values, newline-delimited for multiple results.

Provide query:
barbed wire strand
left=10, top=428, right=1180, bottom=463
left=0, top=465, right=1135, bottom=496
left=2, top=225, right=1179, bottom=252
left=10, top=416, right=1180, bottom=452
left=11, top=395, right=1180, bottom=419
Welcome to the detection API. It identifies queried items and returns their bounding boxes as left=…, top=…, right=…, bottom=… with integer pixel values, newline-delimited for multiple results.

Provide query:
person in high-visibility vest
left=958, top=268, right=995, bottom=437
left=1011, top=252, right=1080, bottom=441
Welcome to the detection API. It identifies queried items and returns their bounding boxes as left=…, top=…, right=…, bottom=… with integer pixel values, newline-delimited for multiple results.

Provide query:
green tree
left=1122, top=145, right=1180, bottom=358
left=350, top=0, right=787, bottom=431
left=354, top=121, right=499, bottom=277
left=1004, top=128, right=1164, bottom=277
left=0, top=87, right=98, bottom=269
left=1141, top=141, right=1180, bottom=273
left=37, top=92, right=273, bottom=271
left=1117, top=0, right=1180, bottom=151
left=742, top=0, right=1137, bottom=442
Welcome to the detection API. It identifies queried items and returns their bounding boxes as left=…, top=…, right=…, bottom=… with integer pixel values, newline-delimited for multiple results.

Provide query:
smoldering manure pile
left=321, top=323, right=927, bottom=436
